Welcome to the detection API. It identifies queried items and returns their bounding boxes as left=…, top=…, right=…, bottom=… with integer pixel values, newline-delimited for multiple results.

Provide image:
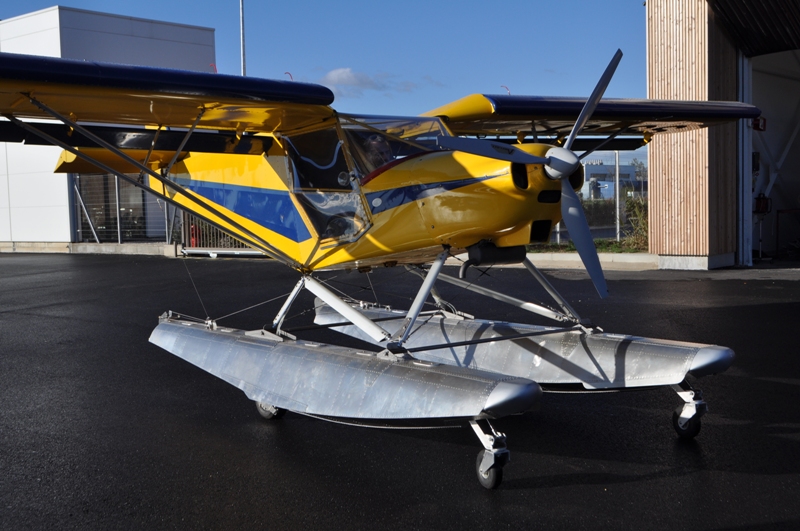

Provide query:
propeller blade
left=560, top=180, right=608, bottom=298
left=564, top=49, right=623, bottom=151
left=437, top=136, right=549, bottom=165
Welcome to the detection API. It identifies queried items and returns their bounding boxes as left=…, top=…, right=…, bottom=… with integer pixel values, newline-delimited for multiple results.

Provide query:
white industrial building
left=0, top=6, right=215, bottom=253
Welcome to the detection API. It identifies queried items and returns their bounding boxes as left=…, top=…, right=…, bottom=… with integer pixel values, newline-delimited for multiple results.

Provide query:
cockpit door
left=282, top=123, right=371, bottom=246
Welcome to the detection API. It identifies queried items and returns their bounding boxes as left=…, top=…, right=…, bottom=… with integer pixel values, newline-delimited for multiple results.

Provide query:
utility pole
left=615, top=151, right=620, bottom=241
left=240, top=0, right=246, bottom=76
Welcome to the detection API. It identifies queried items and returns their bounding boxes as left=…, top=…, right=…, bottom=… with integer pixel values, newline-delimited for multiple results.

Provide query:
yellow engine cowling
left=359, top=144, right=566, bottom=251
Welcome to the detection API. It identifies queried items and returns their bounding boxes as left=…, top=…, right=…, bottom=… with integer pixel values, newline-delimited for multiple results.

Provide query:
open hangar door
left=752, top=50, right=800, bottom=259
left=706, top=0, right=800, bottom=263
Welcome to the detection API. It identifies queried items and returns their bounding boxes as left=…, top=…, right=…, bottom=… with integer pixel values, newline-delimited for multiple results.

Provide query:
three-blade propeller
left=439, top=49, right=623, bottom=299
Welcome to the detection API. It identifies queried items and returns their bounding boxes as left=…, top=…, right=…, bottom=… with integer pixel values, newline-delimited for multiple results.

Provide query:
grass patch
left=529, top=238, right=646, bottom=253
left=530, top=198, right=649, bottom=253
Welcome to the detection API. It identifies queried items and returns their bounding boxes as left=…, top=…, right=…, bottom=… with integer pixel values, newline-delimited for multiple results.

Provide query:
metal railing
left=552, top=151, right=648, bottom=244
left=74, top=174, right=168, bottom=243
left=74, top=174, right=258, bottom=256
left=181, top=213, right=260, bottom=256
left=182, top=212, right=248, bottom=249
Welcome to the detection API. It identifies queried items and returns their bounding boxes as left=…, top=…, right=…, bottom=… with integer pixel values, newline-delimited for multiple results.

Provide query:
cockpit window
left=283, top=125, right=369, bottom=244
left=340, top=115, right=448, bottom=176
left=280, top=116, right=447, bottom=245
left=283, top=127, right=350, bottom=190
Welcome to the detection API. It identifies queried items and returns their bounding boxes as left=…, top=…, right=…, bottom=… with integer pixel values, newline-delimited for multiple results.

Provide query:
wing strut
left=27, top=96, right=205, bottom=177
left=139, top=125, right=162, bottom=182
left=3, top=97, right=302, bottom=270
left=162, top=109, right=205, bottom=175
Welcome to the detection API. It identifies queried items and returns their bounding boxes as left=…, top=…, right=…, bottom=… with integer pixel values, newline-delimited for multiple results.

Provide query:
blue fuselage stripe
left=365, top=175, right=496, bottom=215
left=174, top=178, right=311, bottom=242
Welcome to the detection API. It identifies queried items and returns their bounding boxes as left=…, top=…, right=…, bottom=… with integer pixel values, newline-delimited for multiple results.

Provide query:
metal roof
left=708, top=0, right=800, bottom=57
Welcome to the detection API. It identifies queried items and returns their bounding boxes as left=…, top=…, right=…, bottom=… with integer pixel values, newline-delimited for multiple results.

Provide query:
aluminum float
left=150, top=314, right=541, bottom=421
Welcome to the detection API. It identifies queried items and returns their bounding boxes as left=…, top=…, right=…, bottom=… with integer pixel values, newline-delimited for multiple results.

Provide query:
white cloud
left=320, top=67, right=416, bottom=98
left=422, top=75, right=445, bottom=88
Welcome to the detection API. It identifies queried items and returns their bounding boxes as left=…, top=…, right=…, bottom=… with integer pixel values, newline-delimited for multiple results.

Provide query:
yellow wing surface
left=0, top=52, right=334, bottom=132
left=0, top=52, right=336, bottom=269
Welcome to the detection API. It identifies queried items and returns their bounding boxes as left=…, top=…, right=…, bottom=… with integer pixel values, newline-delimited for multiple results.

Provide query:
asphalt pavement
left=1, top=253, right=799, bottom=530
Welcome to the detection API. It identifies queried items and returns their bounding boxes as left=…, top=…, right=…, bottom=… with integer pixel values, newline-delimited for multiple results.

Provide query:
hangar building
left=647, top=0, right=800, bottom=267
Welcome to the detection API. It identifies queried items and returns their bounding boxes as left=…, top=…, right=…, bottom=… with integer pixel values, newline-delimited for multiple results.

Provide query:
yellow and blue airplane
left=0, top=50, right=759, bottom=488
left=0, top=50, right=757, bottom=291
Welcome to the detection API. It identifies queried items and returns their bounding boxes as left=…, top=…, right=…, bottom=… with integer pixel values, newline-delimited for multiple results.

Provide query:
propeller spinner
left=438, top=49, right=623, bottom=299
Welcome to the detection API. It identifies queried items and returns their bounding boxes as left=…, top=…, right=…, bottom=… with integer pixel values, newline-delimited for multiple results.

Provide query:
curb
left=446, top=252, right=658, bottom=271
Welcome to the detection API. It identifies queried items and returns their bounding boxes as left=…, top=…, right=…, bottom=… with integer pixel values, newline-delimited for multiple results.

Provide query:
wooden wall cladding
left=646, top=0, right=738, bottom=256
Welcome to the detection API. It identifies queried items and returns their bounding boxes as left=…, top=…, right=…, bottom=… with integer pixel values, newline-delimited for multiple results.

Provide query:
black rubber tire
left=476, top=450, right=503, bottom=489
left=256, top=402, right=286, bottom=420
left=672, top=409, right=701, bottom=439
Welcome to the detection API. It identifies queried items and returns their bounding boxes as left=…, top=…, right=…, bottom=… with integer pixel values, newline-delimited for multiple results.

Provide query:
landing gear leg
left=671, top=380, right=707, bottom=439
left=470, top=420, right=509, bottom=489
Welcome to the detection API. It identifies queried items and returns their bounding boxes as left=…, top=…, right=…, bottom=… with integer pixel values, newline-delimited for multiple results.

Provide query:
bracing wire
left=213, top=292, right=291, bottom=323
left=365, top=271, right=379, bottom=305
left=181, top=259, right=210, bottom=318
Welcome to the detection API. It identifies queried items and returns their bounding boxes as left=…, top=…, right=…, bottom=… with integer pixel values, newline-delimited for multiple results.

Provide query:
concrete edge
left=70, top=243, right=177, bottom=257
left=0, top=242, right=177, bottom=257
left=446, top=252, right=659, bottom=271
left=529, top=252, right=659, bottom=270
left=1, top=241, right=71, bottom=254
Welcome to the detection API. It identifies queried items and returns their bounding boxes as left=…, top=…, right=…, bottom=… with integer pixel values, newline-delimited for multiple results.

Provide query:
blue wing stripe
left=174, top=178, right=312, bottom=242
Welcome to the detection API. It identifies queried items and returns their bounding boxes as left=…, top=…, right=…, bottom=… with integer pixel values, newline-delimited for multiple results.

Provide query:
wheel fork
left=470, top=419, right=510, bottom=475
left=671, top=380, right=708, bottom=429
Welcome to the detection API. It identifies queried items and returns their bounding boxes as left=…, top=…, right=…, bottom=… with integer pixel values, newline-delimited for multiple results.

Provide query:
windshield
left=280, top=116, right=447, bottom=245
left=340, top=115, right=448, bottom=176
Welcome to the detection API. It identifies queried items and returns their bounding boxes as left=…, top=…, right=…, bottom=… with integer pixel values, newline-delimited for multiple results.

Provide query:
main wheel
left=476, top=450, right=503, bottom=489
left=672, top=409, right=701, bottom=439
left=256, top=402, right=286, bottom=420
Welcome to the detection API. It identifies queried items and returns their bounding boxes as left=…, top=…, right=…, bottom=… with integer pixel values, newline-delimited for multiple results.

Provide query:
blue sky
left=0, top=1, right=649, bottom=163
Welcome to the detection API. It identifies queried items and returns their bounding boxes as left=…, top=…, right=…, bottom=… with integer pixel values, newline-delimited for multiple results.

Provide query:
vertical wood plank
left=646, top=0, right=737, bottom=259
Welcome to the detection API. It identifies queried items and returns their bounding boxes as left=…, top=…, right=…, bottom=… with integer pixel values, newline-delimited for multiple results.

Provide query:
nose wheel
left=470, top=420, right=510, bottom=489
left=476, top=450, right=504, bottom=489
left=672, top=408, right=701, bottom=438
left=671, top=381, right=706, bottom=439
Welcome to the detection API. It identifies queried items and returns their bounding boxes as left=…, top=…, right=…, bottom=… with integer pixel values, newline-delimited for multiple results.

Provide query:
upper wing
left=0, top=52, right=335, bottom=133
left=0, top=52, right=341, bottom=269
left=423, top=94, right=761, bottom=139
